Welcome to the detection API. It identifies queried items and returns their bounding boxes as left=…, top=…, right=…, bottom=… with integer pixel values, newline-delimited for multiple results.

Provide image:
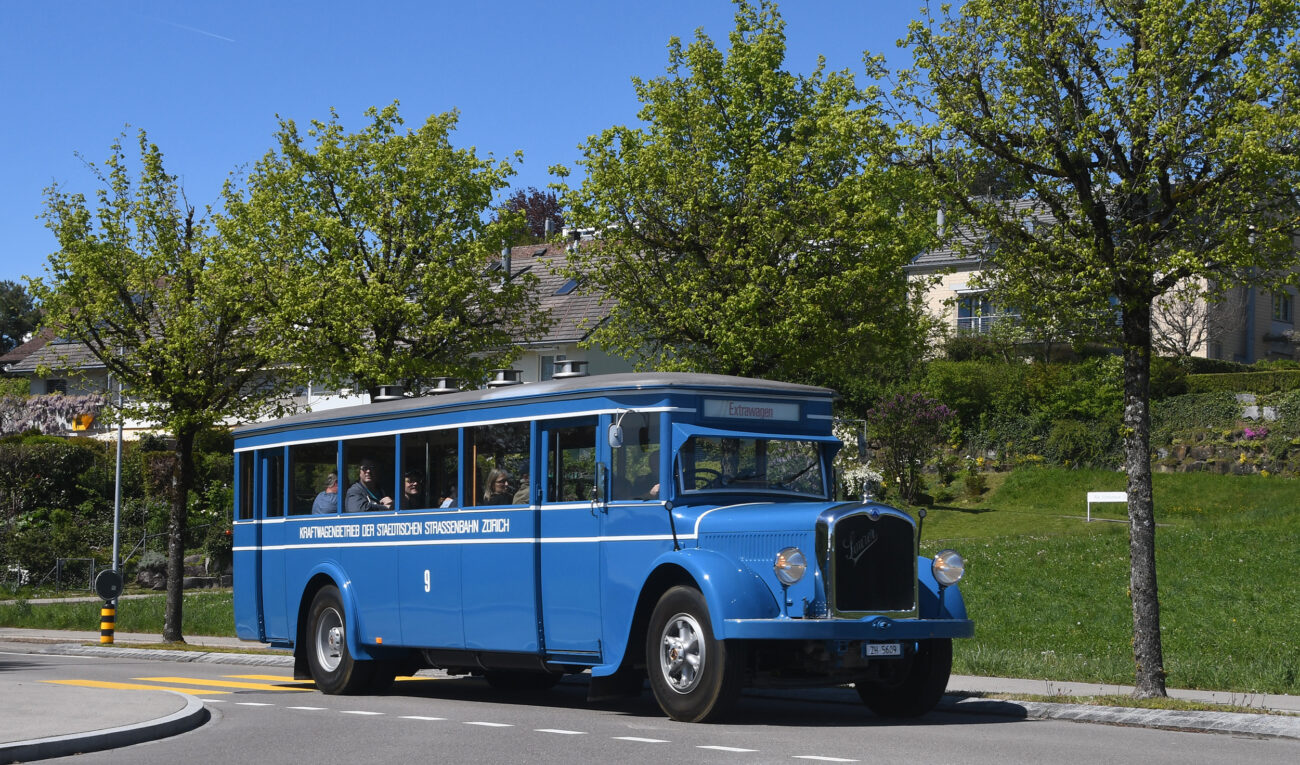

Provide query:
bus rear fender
left=292, top=565, right=380, bottom=677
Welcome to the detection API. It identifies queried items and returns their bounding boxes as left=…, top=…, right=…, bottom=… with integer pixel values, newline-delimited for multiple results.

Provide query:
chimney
left=486, top=368, right=524, bottom=388
left=501, top=244, right=512, bottom=280
left=552, top=359, right=589, bottom=379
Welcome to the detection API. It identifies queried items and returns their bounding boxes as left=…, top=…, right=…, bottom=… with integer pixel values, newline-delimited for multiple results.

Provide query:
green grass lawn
left=919, top=468, right=1300, bottom=695
left=2, top=468, right=1297, bottom=696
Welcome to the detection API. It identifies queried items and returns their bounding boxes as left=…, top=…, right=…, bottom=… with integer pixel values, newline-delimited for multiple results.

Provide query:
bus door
left=538, top=418, right=603, bottom=657
left=258, top=448, right=289, bottom=642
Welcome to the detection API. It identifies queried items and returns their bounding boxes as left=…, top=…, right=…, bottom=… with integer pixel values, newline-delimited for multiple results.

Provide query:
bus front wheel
left=645, top=585, right=743, bottom=722
left=306, top=585, right=374, bottom=694
left=855, top=638, right=952, bottom=717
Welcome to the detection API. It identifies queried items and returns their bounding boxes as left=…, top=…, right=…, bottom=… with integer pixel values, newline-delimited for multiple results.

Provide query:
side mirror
left=608, top=423, right=624, bottom=449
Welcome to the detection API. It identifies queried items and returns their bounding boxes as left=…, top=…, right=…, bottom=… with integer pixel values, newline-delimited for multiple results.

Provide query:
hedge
left=1186, top=370, right=1300, bottom=395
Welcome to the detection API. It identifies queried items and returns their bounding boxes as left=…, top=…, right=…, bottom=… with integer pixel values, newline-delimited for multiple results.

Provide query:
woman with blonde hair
left=483, top=467, right=514, bottom=505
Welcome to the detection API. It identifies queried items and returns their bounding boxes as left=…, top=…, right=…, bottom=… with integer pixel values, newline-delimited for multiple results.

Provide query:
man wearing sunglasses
left=345, top=459, right=394, bottom=512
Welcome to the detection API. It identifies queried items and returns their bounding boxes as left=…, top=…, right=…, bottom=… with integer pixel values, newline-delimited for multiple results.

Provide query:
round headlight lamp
left=774, top=547, right=807, bottom=586
left=932, top=549, right=966, bottom=587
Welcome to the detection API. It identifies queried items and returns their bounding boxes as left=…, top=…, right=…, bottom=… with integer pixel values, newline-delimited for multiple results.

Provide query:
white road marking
left=536, top=728, right=587, bottom=735
left=401, top=715, right=447, bottom=721
left=614, top=737, right=669, bottom=743
left=699, top=745, right=758, bottom=752
left=340, top=710, right=384, bottom=715
left=465, top=721, right=513, bottom=727
left=288, top=706, right=328, bottom=711
left=793, top=757, right=859, bottom=762
left=235, top=702, right=274, bottom=707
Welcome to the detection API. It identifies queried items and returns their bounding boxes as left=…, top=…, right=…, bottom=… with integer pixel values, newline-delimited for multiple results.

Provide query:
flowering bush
left=866, top=392, right=955, bottom=504
left=1242, top=426, right=1269, bottom=440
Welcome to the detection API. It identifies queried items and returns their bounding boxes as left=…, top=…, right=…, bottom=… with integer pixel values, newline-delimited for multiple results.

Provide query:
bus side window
left=237, top=453, right=254, bottom=520
left=263, top=450, right=284, bottom=518
left=291, top=441, right=339, bottom=515
left=401, top=429, right=457, bottom=510
left=343, top=435, right=396, bottom=512
left=467, top=422, right=529, bottom=506
left=611, top=412, right=661, bottom=501
left=546, top=423, right=596, bottom=502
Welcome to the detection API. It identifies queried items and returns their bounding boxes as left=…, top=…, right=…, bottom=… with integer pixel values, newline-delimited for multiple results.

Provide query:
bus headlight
left=932, top=549, right=965, bottom=587
left=774, top=547, right=807, bottom=586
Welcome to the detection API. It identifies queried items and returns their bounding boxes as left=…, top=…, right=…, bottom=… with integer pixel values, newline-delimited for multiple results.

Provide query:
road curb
left=942, top=697, right=1300, bottom=740
left=0, top=691, right=209, bottom=762
left=36, top=642, right=294, bottom=667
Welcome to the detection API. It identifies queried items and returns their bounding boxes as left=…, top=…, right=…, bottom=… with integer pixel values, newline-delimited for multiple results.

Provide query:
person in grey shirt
left=346, top=459, right=393, bottom=512
left=311, top=472, right=340, bottom=514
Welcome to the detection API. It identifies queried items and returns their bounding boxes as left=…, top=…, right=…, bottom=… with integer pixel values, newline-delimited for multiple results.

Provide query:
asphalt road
left=4, top=649, right=1299, bottom=765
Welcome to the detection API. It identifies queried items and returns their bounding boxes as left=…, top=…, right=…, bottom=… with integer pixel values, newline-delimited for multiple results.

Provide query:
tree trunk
left=162, top=427, right=197, bottom=643
left=1120, top=300, right=1167, bottom=697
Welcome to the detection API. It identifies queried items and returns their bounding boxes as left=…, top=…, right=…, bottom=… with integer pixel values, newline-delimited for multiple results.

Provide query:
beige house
left=906, top=226, right=1299, bottom=363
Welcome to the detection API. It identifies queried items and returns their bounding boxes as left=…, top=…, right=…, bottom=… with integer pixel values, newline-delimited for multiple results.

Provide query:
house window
left=1273, top=292, right=1293, bottom=323
left=45, top=379, right=67, bottom=394
left=956, top=294, right=997, bottom=334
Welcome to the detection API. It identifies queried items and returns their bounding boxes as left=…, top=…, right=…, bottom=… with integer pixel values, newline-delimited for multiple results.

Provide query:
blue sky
left=1, top=1, right=923, bottom=286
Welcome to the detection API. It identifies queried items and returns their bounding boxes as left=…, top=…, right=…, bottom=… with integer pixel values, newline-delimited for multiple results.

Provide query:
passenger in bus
left=402, top=469, right=425, bottom=509
left=346, top=459, right=393, bottom=512
left=438, top=486, right=456, bottom=508
left=483, top=468, right=514, bottom=505
left=512, top=477, right=530, bottom=504
left=311, top=472, right=339, bottom=514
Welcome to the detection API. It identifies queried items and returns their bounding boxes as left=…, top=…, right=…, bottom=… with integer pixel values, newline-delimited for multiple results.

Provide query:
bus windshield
left=675, top=434, right=828, bottom=499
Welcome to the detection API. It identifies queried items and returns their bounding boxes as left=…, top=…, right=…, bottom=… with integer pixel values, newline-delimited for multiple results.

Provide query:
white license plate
left=862, top=642, right=902, bottom=658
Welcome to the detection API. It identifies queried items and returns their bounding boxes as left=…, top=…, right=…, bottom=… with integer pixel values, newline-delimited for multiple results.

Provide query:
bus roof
left=233, top=372, right=836, bottom=440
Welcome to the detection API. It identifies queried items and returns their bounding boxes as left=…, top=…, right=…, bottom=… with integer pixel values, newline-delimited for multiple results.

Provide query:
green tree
left=31, top=131, right=292, bottom=642
left=897, top=0, right=1300, bottom=696
left=0, top=280, right=39, bottom=354
left=557, top=0, right=936, bottom=408
left=223, top=104, right=549, bottom=397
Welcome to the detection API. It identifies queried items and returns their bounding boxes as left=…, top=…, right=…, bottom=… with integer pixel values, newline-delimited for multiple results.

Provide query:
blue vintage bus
left=232, top=371, right=971, bottom=722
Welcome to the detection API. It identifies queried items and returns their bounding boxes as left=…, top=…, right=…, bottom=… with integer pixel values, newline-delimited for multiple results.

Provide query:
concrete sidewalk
left=2, top=627, right=1298, bottom=761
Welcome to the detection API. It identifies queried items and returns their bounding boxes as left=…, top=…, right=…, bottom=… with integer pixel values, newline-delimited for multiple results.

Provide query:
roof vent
left=372, top=385, right=405, bottom=402
left=486, top=368, right=524, bottom=388
left=552, top=359, right=589, bottom=379
left=428, top=377, right=461, bottom=395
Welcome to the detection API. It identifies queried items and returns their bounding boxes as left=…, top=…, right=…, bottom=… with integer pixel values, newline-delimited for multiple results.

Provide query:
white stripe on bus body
left=232, top=533, right=691, bottom=553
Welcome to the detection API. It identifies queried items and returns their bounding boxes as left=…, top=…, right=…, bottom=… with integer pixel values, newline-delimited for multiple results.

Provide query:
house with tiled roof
left=1, top=238, right=631, bottom=436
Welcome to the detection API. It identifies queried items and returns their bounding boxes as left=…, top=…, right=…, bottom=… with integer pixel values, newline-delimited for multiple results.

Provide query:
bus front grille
left=827, top=511, right=915, bottom=615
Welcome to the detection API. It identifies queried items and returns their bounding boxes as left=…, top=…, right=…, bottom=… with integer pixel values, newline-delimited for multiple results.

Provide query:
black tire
left=645, top=585, right=744, bottom=722
left=305, top=585, right=374, bottom=695
left=483, top=671, right=564, bottom=692
left=856, top=638, right=952, bottom=717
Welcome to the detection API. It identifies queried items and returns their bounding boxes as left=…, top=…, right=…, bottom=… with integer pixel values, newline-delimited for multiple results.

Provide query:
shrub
left=1045, top=419, right=1110, bottom=467
left=867, top=392, right=955, bottom=504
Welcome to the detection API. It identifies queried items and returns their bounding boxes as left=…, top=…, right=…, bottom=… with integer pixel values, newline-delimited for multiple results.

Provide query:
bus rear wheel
left=306, top=585, right=374, bottom=694
left=645, top=585, right=744, bottom=722
left=855, top=638, right=952, bottom=717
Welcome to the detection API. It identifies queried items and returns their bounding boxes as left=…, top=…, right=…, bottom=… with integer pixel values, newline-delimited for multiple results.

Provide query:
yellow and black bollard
left=93, top=569, right=124, bottom=645
left=100, top=602, right=115, bottom=644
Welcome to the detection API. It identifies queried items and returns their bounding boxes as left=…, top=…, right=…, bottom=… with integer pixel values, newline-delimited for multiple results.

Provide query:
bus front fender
left=648, top=548, right=780, bottom=640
